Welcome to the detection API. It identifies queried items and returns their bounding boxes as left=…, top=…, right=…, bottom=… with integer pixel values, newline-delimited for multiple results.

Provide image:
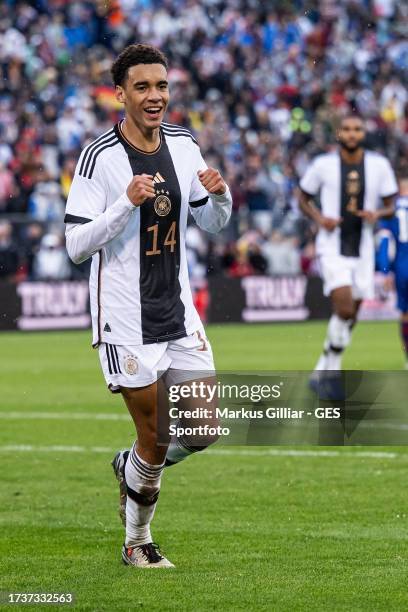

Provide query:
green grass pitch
left=0, top=321, right=407, bottom=611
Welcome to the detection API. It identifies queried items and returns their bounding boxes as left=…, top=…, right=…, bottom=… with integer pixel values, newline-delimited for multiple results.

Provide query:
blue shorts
left=396, top=274, right=408, bottom=313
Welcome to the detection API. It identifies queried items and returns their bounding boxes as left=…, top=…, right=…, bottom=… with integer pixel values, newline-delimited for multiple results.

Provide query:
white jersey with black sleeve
left=300, top=150, right=398, bottom=258
left=65, top=121, right=232, bottom=347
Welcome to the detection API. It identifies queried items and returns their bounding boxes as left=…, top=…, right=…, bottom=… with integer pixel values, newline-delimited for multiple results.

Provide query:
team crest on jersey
left=124, top=355, right=138, bottom=375
left=154, top=194, right=172, bottom=216
left=346, top=170, right=361, bottom=213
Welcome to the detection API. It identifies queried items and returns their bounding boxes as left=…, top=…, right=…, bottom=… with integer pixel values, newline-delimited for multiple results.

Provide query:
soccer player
left=299, top=115, right=397, bottom=389
left=64, top=44, right=232, bottom=567
left=377, top=175, right=408, bottom=368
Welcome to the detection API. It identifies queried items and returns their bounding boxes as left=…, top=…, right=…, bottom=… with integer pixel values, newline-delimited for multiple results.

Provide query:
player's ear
left=115, top=85, right=125, bottom=105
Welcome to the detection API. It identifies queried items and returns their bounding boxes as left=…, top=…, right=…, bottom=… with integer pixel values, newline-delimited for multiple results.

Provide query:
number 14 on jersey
left=146, top=221, right=177, bottom=256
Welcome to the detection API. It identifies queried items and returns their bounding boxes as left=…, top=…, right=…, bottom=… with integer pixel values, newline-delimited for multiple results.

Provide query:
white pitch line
left=0, top=411, right=129, bottom=421
left=0, top=444, right=400, bottom=459
left=0, top=444, right=113, bottom=453
left=209, top=448, right=398, bottom=459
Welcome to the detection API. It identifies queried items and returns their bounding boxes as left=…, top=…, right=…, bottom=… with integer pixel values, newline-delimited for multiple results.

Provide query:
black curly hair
left=111, top=44, right=168, bottom=87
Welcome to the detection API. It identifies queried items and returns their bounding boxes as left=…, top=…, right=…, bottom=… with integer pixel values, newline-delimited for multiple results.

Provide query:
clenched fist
left=198, top=168, right=226, bottom=195
left=126, top=174, right=156, bottom=206
left=319, top=216, right=342, bottom=232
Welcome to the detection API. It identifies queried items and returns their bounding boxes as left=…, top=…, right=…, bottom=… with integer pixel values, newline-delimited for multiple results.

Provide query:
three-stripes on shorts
left=98, top=328, right=215, bottom=392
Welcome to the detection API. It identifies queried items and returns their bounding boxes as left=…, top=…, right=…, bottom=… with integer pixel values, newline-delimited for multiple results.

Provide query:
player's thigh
left=330, top=286, right=355, bottom=319
left=98, top=342, right=171, bottom=453
left=164, top=328, right=215, bottom=387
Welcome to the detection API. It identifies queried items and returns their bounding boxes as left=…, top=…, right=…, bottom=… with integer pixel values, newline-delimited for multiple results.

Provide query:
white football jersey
left=65, top=121, right=232, bottom=346
left=300, top=151, right=397, bottom=258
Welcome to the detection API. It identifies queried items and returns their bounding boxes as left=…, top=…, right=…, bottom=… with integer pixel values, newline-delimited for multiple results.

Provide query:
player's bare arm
left=355, top=195, right=395, bottom=224
left=198, top=168, right=227, bottom=195
left=126, top=173, right=156, bottom=205
left=299, top=189, right=342, bottom=232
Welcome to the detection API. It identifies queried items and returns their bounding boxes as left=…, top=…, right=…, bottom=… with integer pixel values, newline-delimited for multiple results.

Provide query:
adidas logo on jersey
left=153, top=172, right=165, bottom=184
left=104, top=323, right=111, bottom=332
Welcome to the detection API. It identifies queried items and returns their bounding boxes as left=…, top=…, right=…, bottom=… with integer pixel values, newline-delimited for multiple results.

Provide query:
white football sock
left=124, top=444, right=164, bottom=547
left=325, top=314, right=353, bottom=371
left=314, top=339, right=330, bottom=371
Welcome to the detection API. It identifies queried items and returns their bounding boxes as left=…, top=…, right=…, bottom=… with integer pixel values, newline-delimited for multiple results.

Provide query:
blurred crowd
left=0, top=0, right=407, bottom=282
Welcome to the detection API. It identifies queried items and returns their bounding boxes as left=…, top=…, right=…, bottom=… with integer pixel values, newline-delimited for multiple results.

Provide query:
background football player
left=299, top=115, right=398, bottom=392
left=377, top=174, right=408, bottom=368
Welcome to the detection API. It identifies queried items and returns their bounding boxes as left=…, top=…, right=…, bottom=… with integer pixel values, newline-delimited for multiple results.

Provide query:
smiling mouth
left=144, top=107, right=162, bottom=117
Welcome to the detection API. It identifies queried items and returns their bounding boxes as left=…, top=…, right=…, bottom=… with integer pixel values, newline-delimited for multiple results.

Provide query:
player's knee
left=184, top=429, right=220, bottom=451
left=336, top=305, right=355, bottom=321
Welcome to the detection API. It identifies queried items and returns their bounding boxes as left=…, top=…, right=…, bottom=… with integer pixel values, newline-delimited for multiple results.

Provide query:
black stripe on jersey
left=162, top=130, right=198, bottom=145
left=106, top=344, right=113, bottom=375
left=87, top=139, right=119, bottom=179
left=64, top=214, right=92, bottom=224
left=161, top=122, right=193, bottom=133
left=340, top=156, right=365, bottom=257
left=79, top=130, right=114, bottom=176
left=161, top=128, right=193, bottom=138
left=97, top=251, right=102, bottom=345
left=189, top=196, right=209, bottom=208
left=161, top=125, right=198, bottom=145
left=115, top=123, right=187, bottom=344
left=161, top=125, right=195, bottom=135
left=91, top=252, right=103, bottom=349
left=82, top=134, right=119, bottom=179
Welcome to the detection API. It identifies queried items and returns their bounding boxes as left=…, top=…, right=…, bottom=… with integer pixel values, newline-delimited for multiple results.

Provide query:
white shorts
left=98, top=328, right=215, bottom=392
left=319, top=255, right=374, bottom=299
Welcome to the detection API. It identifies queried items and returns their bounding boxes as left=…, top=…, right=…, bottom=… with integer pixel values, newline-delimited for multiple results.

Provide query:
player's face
left=116, top=63, right=169, bottom=130
left=399, top=178, right=408, bottom=196
left=337, top=118, right=365, bottom=152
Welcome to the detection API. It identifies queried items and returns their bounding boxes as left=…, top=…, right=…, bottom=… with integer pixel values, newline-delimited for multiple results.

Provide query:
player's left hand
left=355, top=210, right=378, bottom=224
left=198, top=168, right=226, bottom=195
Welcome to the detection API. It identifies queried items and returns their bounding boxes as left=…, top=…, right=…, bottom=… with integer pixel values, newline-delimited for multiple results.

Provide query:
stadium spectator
left=0, top=161, right=15, bottom=211
left=28, top=180, right=65, bottom=222
left=32, top=232, right=70, bottom=281
left=0, top=0, right=406, bottom=278
left=22, top=221, right=44, bottom=279
left=0, top=219, right=19, bottom=279
left=261, top=231, right=301, bottom=275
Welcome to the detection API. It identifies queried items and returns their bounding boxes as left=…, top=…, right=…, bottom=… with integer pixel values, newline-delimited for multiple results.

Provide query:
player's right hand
left=319, top=216, right=342, bottom=232
left=126, top=174, right=156, bottom=206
